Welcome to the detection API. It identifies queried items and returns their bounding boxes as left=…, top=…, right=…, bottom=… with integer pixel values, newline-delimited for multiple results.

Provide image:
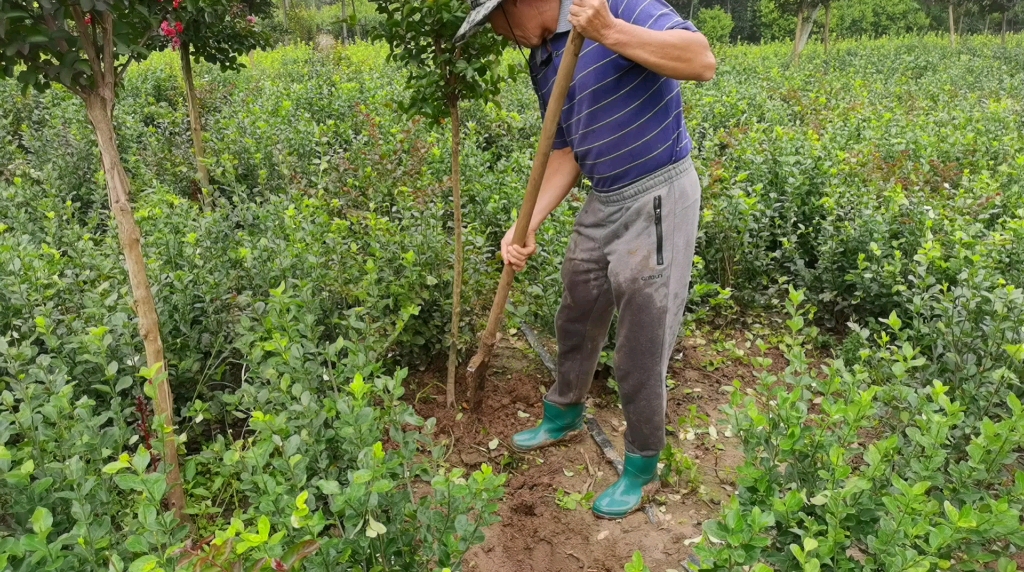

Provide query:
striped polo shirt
left=529, top=0, right=699, bottom=193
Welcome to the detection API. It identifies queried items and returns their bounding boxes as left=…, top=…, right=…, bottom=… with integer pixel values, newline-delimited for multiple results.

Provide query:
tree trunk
left=949, top=1, right=956, bottom=46
left=82, top=93, right=188, bottom=524
left=282, top=0, right=289, bottom=30
left=179, top=41, right=211, bottom=207
left=793, top=6, right=804, bottom=60
left=689, top=0, right=697, bottom=20
left=341, top=0, right=348, bottom=46
left=249, top=50, right=255, bottom=68
left=824, top=2, right=831, bottom=54
left=794, top=3, right=821, bottom=63
left=1003, top=11, right=1009, bottom=45
left=446, top=99, right=463, bottom=409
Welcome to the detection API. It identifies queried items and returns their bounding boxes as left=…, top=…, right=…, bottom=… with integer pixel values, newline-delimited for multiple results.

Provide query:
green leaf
left=124, top=535, right=149, bottom=553
left=30, top=507, right=53, bottom=535
left=127, top=555, right=160, bottom=572
left=131, top=447, right=151, bottom=474
left=19, top=534, right=47, bottom=553
left=318, top=479, right=342, bottom=495
left=365, top=515, right=387, bottom=538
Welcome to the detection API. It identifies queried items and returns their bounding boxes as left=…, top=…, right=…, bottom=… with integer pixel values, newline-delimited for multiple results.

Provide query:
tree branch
left=42, top=11, right=70, bottom=54
left=101, top=11, right=115, bottom=94
left=70, top=6, right=103, bottom=91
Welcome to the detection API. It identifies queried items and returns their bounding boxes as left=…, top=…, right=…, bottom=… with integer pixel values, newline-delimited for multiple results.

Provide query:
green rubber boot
left=592, top=452, right=660, bottom=519
left=511, top=400, right=585, bottom=452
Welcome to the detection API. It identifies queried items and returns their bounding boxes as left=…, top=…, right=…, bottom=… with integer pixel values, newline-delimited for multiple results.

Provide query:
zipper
left=654, top=195, right=664, bottom=266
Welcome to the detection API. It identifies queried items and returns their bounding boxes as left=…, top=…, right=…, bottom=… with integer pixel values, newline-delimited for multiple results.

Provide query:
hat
left=455, top=0, right=504, bottom=44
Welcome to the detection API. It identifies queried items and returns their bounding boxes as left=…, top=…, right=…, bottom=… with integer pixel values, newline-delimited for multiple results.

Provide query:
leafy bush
left=2, top=32, right=1023, bottom=571
left=695, top=286, right=1024, bottom=569
left=695, top=7, right=735, bottom=45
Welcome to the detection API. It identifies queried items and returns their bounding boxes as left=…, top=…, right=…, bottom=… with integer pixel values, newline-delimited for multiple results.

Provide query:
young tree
left=981, top=0, right=1021, bottom=43
left=777, top=0, right=822, bottom=62
left=921, top=0, right=968, bottom=45
left=822, top=0, right=831, bottom=54
left=370, top=0, right=505, bottom=408
left=154, top=0, right=272, bottom=201
left=0, top=0, right=188, bottom=521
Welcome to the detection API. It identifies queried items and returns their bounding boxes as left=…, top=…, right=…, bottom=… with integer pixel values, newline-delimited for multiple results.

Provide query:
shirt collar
left=531, top=0, right=573, bottom=68
left=555, top=0, right=572, bottom=33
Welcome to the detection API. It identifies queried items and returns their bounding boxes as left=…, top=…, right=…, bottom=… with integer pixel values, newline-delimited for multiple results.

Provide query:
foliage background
left=1, top=30, right=1023, bottom=570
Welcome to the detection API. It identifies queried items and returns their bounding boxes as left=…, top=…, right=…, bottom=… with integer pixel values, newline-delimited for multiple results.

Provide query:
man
left=456, top=0, right=715, bottom=519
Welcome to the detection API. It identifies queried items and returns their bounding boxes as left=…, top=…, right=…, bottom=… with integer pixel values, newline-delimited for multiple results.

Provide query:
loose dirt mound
left=409, top=332, right=757, bottom=572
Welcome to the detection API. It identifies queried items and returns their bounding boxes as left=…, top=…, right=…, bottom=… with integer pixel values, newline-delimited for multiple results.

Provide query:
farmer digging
left=456, top=0, right=716, bottom=519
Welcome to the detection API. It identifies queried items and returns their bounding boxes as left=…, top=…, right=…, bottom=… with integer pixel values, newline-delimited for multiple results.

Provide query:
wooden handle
left=468, top=28, right=587, bottom=411
left=510, top=28, right=586, bottom=249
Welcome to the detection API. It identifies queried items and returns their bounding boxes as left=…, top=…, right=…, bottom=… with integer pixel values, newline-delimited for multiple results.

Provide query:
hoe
left=467, top=27, right=586, bottom=411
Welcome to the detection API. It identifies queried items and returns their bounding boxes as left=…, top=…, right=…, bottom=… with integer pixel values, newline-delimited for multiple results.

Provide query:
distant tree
left=695, top=6, right=735, bottom=45
left=829, top=0, right=931, bottom=39
left=822, top=0, right=831, bottom=53
left=154, top=0, right=273, bottom=202
left=370, top=0, right=506, bottom=407
left=775, top=0, right=822, bottom=61
left=919, top=0, right=969, bottom=45
left=980, top=0, right=1023, bottom=43
left=0, top=0, right=188, bottom=522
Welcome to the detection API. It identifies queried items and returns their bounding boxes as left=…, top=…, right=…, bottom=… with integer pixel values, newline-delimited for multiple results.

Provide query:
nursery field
left=2, top=34, right=1024, bottom=571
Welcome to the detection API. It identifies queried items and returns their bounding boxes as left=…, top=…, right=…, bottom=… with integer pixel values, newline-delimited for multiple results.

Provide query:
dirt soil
left=408, top=330, right=765, bottom=572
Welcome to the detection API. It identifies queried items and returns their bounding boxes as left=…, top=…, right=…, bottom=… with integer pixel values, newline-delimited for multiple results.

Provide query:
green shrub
left=694, top=286, right=1024, bottom=569
left=695, top=7, right=735, bottom=45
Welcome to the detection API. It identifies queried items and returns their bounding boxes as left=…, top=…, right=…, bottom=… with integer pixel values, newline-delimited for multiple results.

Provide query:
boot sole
left=510, top=427, right=585, bottom=453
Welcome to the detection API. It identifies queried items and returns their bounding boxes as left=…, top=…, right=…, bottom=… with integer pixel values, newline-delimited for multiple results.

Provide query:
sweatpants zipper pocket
left=654, top=195, right=664, bottom=266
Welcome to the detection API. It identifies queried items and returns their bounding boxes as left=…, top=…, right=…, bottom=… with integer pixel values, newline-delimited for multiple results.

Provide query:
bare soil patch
left=407, top=329, right=766, bottom=572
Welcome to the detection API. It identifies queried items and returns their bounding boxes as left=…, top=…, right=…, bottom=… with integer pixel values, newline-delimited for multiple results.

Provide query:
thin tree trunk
left=446, top=98, right=463, bottom=409
left=282, top=0, right=289, bottom=30
left=824, top=2, right=831, bottom=54
left=794, top=3, right=820, bottom=63
left=249, top=50, right=255, bottom=68
left=341, top=0, right=348, bottom=46
left=179, top=41, right=211, bottom=206
left=689, top=0, right=697, bottom=20
left=1003, top=11, right=1009, bottom=45
left=83, top=93, right=188, bottom=524
left=793, top=6, right=804, bottom=60
left=949, top=1, right=956, bottom=46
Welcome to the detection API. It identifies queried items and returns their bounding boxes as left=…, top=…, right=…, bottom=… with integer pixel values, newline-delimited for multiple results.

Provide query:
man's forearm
left=598, top=23, right=716, bottom=82
left=529, top=147, right=581, bottom=232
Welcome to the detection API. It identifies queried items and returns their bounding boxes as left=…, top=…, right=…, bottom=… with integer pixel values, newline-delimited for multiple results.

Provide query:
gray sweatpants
left=548, top=158, right=702, bottom=457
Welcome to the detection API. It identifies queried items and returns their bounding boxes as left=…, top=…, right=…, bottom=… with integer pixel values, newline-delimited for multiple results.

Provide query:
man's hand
left=501, top=225, right=537, bottom=272
left=568, top=0, right=618, bottom=44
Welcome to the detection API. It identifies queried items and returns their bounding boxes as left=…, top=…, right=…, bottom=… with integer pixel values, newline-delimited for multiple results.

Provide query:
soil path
left=409, top=330, right=759, bottom=572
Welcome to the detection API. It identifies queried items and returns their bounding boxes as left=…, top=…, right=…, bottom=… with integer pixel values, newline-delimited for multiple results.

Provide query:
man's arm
left=502, top=147, right=581, bottom=271
left=569, top=0, right=717, bottom=82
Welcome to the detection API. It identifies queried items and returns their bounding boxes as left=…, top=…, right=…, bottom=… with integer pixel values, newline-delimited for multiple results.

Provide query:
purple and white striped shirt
left=529, top=0, right=699, bottom=193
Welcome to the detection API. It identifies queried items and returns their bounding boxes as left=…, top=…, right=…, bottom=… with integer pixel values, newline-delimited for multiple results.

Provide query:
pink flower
left=175, top=21, right=184, bottom=33
left=246, top=15, right=256, bottom=24
left=173, top=0, right=181, bottom=8
left=84, top=14, right=92, bottom=25
left=160, top=20, right=174, bottom=36
left=171, top=37, right=181, bottom=50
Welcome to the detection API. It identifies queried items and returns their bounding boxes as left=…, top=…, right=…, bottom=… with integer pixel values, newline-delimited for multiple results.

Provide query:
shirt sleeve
left=552, top=123, right=569, bottom=150
left=612, top=0, right=700, bottom=33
